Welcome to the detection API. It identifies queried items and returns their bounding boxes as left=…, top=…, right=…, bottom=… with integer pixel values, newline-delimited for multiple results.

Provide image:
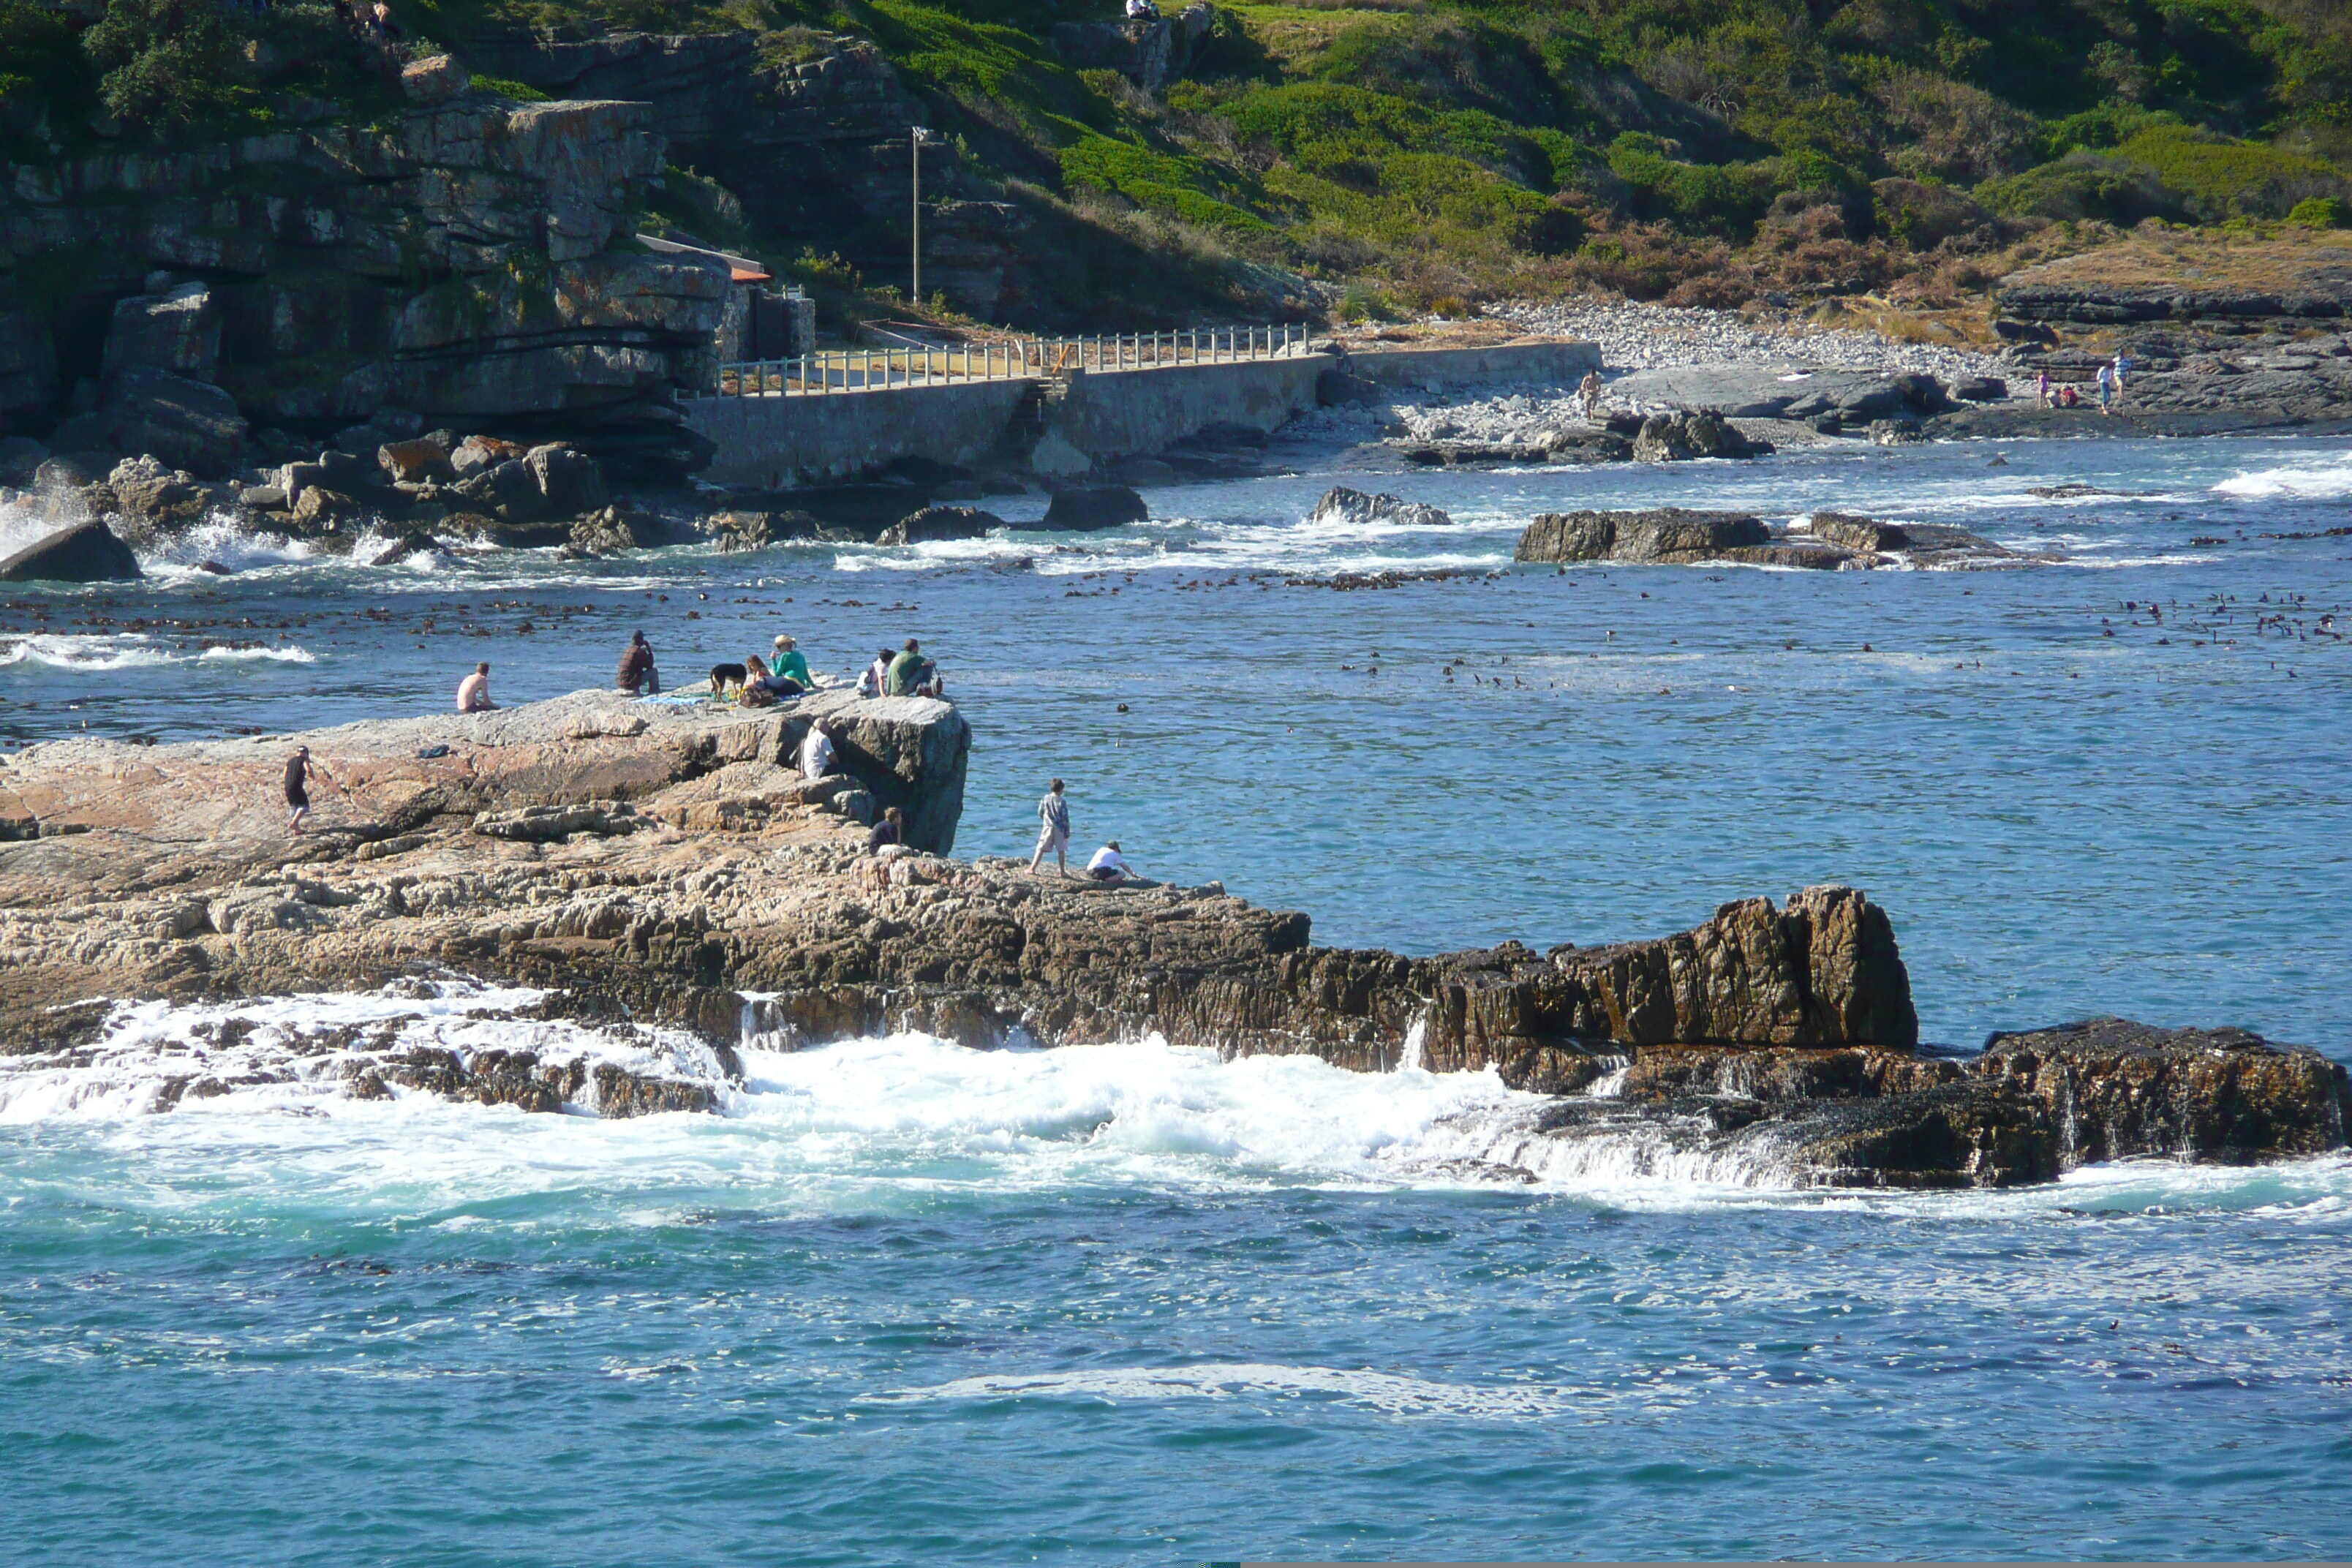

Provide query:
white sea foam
left=0, top=631, right=316, bottom=670
left=871, top=1362, right=1571, bottom=1420
left=3, top=993, right=2344, bottom=1221
left=2214, top=457, right=2352, bottom=501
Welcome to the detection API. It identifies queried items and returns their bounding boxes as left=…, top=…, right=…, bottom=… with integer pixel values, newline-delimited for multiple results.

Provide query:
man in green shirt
left=885, top=638, right=926, bottom=696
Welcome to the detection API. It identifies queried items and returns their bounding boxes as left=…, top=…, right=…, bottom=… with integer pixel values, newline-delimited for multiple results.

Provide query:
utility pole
left=911, top=127, right=932, bottom=308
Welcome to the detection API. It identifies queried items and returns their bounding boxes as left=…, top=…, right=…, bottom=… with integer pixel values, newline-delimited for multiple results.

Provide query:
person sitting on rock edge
left=284, top=745, right=337, bottom=834
left=457, top=661, right=496, bottom=712
left=884, top=639, right=925, bottom=697
left=799, top=720, right=837, bottom=781
left=1028, top=778, right=1071, bottom=877
left=771, top=635, right=812, bottom=690
left=1086, top=840, right=1136, bottom=883
left=617, top=630, right=659, bottom=696
left=868, top=806, right=905, bottom=853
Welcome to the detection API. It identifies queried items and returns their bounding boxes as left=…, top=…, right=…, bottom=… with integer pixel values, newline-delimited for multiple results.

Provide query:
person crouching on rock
left=868, top=806, right=905, bottom=853
left=618, top=630, right=659, bottom=695
left=1029, top=777, right=1070, bottom=876
left=284, top=745, right=338, bottom=835
left=1086, top=841, right=1136, bottom=883
left=799, top=720, right=837, bottom=781
left=457, top=661, right=497, bottom=712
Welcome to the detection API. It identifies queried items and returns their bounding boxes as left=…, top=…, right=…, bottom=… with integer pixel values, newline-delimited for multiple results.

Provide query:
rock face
left=1307, top=486, right=1452, bottom=529
left=1, top=98, right=729, bottom=472
left=0, top=519, right=141, bottom=582
left=0, top=702, right=2341, bottom=1185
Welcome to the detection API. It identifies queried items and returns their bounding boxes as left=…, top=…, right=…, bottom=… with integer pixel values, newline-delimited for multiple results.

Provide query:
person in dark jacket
left=617, top=631, right=660, bottom=695
left=867, top=806, right=906, bottom=853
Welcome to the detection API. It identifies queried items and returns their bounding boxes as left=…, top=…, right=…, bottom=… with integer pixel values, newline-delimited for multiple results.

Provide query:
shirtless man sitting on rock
left=457, top=661, right=497, bottom=713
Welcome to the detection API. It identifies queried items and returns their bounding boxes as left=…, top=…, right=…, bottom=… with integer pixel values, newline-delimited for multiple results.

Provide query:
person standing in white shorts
left=1029, top=777, right=1071, bottom=876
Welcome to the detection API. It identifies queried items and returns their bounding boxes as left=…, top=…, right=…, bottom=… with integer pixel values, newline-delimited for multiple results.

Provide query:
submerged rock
left=0, top=519, right=142, bottom=582
left=879, top=505, right=1006, bottom=545
left=1307, top=486, right=1452, bottom=529
left=1039, top=484, right=1147, bottom=530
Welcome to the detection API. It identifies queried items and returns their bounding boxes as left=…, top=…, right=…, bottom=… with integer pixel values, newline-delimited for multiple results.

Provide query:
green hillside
left=9, top=0, right=2352, bottom=321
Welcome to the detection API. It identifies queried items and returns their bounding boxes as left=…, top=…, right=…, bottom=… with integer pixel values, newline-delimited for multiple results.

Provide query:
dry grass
left=2001, top=225, right=2352, bottom=292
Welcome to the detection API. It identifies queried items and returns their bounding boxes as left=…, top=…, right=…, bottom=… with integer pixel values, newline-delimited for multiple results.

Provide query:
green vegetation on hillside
left=7, top=0, right=2352, bottom=320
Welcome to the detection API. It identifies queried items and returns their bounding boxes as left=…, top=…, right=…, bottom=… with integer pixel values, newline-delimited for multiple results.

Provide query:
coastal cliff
left=1, top=694, right=2343, bottom=1186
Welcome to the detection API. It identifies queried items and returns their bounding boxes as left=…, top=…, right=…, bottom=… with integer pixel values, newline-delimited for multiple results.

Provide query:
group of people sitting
left=611, top=632, right=946, bottom=706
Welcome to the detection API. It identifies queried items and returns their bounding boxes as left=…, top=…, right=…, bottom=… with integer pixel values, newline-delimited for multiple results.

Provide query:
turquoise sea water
left=2, top=434, right=2349, bottom=1561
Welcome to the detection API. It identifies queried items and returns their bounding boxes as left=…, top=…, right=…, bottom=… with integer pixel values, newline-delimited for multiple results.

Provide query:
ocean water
left=3, top=433, right=2351, bottom=1562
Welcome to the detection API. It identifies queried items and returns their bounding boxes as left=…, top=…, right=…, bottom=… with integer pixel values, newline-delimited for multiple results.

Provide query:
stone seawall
left=684, top=341, right=1599, bottom=487
left=687, top=378, right=1035, bottom=489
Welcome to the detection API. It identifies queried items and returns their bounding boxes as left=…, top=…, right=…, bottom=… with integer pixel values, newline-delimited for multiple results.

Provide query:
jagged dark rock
left=1040, top=485, right=1147, bottom=530
left=1308, top=487, right=1451, bottom=529
left=1516, top=508, right=1771, bottom=564
left=879, top=505, right=1006, bottom=545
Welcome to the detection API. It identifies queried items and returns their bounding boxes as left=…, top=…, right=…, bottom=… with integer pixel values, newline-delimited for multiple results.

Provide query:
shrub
left=1059, top=135, right=1274, bottom=235
left=1975, top=154, right=2190, bottom=225
left=2288, top=194, right=2347, bottom=227
left=84, top=0, right=260, bottom=130
left=1605, top=134, right=1776, bottom=237
left=472, top=76, right=552, bottom=102
left=2111, top=124, right=2351, bottom=219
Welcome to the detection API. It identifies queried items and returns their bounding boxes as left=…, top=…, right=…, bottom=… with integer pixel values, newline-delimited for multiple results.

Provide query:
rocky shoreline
left=1, top=694, right=2342, bottom=1187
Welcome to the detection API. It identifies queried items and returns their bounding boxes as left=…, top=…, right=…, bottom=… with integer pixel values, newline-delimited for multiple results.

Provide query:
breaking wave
left=2213, top=456, right=2352, bottom=501
left=5, top=990, right=2346, bottom=1225
left=0, top=632, right=314, bottom=670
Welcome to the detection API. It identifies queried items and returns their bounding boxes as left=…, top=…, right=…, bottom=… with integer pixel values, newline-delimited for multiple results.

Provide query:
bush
left=1605, top=134, right=1776, bottom=237
left=2288, top=195, right=2348, bottom=227
left=1975, top=154, right=2190, bottom=225
left=1059, top=135, right=1274, bottom=235
left=2111, top=124, right=2351, bottom=220
left=84, top=0, right=260, bottom=130
left=472, top=76, right=552, bottom=102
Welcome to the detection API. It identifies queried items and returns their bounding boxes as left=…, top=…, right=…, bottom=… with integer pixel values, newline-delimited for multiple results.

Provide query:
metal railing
left=704, top=323, right=1314, bottom=397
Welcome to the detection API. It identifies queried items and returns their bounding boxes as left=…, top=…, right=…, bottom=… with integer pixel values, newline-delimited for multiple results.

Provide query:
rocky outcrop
left=1631, top=409, right=1771, bottom=461
left=1515, top=509, right=2039, bottom=571
left=1050, top=4, right=1218, bottom=91
left=1517, top=508, right=1770, bottom=564
left=0, top=519, right=141, bottom=583
left=1307, top=486, right=1452, bottom=529
left=0, top=702, right=2340, bottom=1186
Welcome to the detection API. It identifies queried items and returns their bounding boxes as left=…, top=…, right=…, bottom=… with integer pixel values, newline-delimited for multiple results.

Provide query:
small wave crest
left=2214, top=458, right=2352, bottom=501
left=0, top=631, right=315, bottom=671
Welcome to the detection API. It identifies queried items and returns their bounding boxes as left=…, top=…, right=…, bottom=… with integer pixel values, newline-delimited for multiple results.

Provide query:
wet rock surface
left=0, top=519, right=143, bottom=583
left=0, top=704, right=2340, bottom=1183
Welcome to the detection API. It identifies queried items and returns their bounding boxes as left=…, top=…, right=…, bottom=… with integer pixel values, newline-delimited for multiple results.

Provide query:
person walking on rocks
left=457, top=661, right=497, bottom=712
left=617, top=631, right=659, bottom=695
left=1029, top=778, right=1071, bottom=877
left=2112, top=352, right=2130, bottom=400
left=283, top=745, right=336, bottom=835
left=2035, top=369, right=2051, bottom=407
left=1579, top=369, right=1603, bottom=422
left=2095, top=361, right=2115, bottom=415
